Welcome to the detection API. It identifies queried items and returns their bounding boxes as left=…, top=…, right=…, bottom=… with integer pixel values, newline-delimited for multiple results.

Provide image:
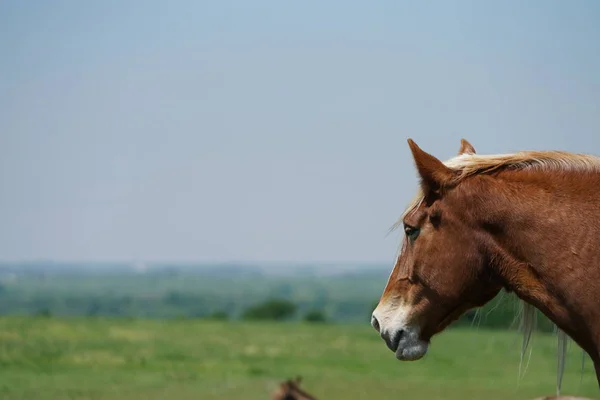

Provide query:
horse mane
left=444, top=150, right=600, bottom=178
left=397, top=150, right=600, bottom=222
left=393, top=149, right=600, bottom=395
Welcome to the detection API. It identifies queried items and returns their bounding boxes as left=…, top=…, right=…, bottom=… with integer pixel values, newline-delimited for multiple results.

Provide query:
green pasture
left=0, top=317, right=597, bottom=399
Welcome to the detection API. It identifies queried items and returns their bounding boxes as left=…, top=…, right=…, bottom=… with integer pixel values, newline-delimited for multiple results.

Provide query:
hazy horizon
left=2, top=1, right=600, bottom=263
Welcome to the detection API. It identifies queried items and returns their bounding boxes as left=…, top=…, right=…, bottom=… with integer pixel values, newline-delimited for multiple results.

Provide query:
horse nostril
left=371, top=314, right=381, bottom=332
left=382, top=329, right=404, bottom=352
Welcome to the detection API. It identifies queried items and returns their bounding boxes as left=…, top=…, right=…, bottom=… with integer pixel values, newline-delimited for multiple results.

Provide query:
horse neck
left=463, top=171, right=600, bottom=364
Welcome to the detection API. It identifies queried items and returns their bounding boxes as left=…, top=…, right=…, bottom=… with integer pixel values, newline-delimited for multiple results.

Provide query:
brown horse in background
left=271, top=376, right=318, bottom=400
left=371, top=138, right=600, bottom=393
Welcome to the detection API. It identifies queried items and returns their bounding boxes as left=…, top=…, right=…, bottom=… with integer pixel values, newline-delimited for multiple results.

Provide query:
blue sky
left=1, top=1, right=599, bottom=263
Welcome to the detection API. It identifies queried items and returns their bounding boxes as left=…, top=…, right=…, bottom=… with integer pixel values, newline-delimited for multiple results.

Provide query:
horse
left=371, top=138, right=600, bottom=394
left=270, top=376, right=318, bottom=400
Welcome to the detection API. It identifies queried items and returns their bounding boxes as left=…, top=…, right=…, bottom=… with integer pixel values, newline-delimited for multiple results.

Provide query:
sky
left=1, top=1, right=599, bottom=264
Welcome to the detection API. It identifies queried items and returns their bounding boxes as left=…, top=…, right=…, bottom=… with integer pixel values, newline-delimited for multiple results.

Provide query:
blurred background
left=1, top=1, right=600, bottom=399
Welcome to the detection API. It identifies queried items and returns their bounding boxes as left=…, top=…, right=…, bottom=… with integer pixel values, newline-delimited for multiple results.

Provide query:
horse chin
left=395, top=340, right=429, bottom=361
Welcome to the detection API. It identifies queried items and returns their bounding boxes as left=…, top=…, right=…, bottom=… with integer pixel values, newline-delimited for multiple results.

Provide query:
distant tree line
left=0, top=276, right=555, bottom=332
left=240, top=298, right=327, bottom=323
left=0, top=291, right=554, bottom=332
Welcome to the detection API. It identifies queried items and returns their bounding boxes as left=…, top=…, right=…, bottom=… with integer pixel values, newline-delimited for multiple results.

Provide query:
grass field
left=0, top=317, right=598, bottom=400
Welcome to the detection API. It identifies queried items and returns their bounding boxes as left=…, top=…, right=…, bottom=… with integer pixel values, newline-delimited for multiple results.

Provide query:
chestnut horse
left=270, top=377, right=318, bottom=400
left=371, top=139, right=600, bottom=393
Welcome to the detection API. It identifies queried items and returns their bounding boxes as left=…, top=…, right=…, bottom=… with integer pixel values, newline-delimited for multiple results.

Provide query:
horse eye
left=404, top=224, right=420, bottom=241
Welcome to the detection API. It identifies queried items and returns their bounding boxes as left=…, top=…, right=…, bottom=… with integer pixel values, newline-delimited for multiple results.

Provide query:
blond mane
left=393, top=149, right=600, bottom=395
left=399, top=150, right=600, bottom=221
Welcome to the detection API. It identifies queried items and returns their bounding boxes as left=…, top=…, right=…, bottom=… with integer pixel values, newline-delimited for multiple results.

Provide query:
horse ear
left=295, top=376, right=302, bottom=384
left=407, top=139, right=456, bottom=191
left=458, top=138, right=476, bottom=155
